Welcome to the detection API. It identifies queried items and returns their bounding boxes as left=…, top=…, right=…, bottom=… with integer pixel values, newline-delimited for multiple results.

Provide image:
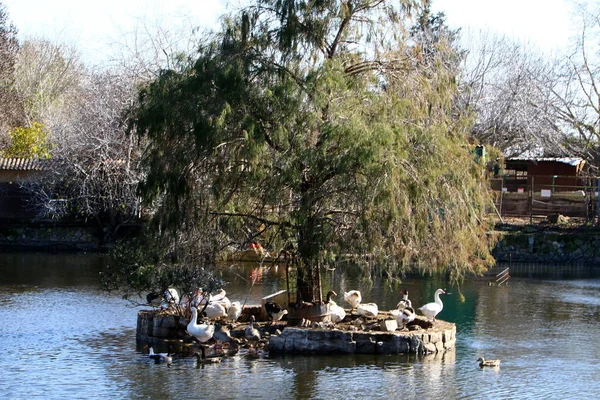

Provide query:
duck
left=343, top=290, right=362, bottom=309
left=203, top=302, right=228, bottom=320
left=396, top=290, right=412, bottom=310
left=246, top=344, right=267, bottom=358
left=390, top=306, right=416, bottom=328
left=477, top=356, right=501, bottom=368
left=356, top=302, right=379, bottom=317
left=195, top=345, right=222, bottom=364
left=187, top=306, right=215, bottom=343
left=227, top=301, right=242, bottom=322
left=418, top=288, right=446, bottom=322
left=147, top=346, right=173, bottom=365
left=264, top=301, right=288, bottom=323
left=326, top=291, right=346, bottom=324
left=245, top=315, right=261, bottom=343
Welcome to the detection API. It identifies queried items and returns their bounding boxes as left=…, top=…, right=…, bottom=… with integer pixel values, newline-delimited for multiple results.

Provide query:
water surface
left=1, top=254, right=599, bottom=399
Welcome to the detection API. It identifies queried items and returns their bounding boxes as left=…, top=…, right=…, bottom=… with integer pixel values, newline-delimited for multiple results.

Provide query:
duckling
left=343, top=290, right=362, bottom=309
left=477, top=357, right=500, bottom=368
left=245, top=315, right=261, bottom=343
left=396, top=290, right=412, bottom=310
left=195, top=345, right=222, bottom=364
left=264, top=302, right=288, bottom=324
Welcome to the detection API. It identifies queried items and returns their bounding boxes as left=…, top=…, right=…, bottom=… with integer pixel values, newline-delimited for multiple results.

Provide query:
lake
left=0, top=253, right=599, bottom=399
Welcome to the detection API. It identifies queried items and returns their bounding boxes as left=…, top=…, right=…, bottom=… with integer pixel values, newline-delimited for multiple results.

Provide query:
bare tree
left=539, top=2, right=600, bottom=171
left=458, top=30, right=564, bottom=157
left=0, top=2, right=24, bottom=139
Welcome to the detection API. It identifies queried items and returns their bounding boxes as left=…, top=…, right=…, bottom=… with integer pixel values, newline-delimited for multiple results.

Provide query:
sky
left=2, top=0, right=579, bottom=64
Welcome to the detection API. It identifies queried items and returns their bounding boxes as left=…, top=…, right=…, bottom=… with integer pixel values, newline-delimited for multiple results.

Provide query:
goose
left=147, top=346, right=173, bottom=365
left=245, top=315, right=261, bottom=343
left=195, top=345, right=222, bottom=364
left=203, top=302, right=228, bottom=320
left=343, top=290, right=362, bottom=309
left=390, top=306, right=416, bottom=328
left=396, top=290, right=412, bottom=310
left=356, top=302, right=379, bottom=317
left=164, top=288, right=180, bottom=308
left=227, top=301, right=242, bottom=323
left=418, top=288, right=446, bottom=322
left=477, top=356, right=501, bottom=368
left=264, top=302, right=288, bottom=323
left=213, top=323, right=240, bottom=347
left=187, top=306, right=215, bottom=343
left=326, top=291, right=346, bottom=324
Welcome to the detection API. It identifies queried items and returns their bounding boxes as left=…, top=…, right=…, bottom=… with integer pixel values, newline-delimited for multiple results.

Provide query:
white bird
left=326, top=291, right=346, bottom=324
left=147, top=346, right=173, bottom=365
left=390, top=306, right=416, bottom=328
left=227, top=301, right=242, bottom=322
left=418, top=288, right=446, bottom=322
left=356, top=302, right=378, bottom=317
left=187, top=307, right=215, bottom=343
left=264, top=302, right=288, bottom=323
left=343, top=290, right=362, bottom=309
left=396, top=290, right=412, bottom=310
left=245, top=315, right=261, bottom=342
left=203, top=302, right=228, bottom=320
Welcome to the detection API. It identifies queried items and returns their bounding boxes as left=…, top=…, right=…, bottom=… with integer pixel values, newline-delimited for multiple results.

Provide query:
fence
left=490, top=175, right=599, bottom=222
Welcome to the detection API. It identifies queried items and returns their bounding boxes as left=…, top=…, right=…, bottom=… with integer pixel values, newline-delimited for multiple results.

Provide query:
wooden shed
left=500, top=157, right=586, bottom=193
left=0, top=158, right=54, bottom=219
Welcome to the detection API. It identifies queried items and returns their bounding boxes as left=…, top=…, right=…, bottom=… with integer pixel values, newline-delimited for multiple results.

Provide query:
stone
left=380, top=319, right=398, bottom=332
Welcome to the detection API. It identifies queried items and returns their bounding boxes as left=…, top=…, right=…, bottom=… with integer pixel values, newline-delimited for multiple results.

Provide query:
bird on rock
left=418, top=288, right=446, bottom=322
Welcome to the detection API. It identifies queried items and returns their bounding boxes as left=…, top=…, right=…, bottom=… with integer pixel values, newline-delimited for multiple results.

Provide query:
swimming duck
left=264, top=302, right=288, bottom=323
left=195, top=345, right=222, bottom=364
left=147, top=346, right=173, bottom=365
left=418, top=288, right=446, bottom=322
left=477, top=356, right=501, bottom=368
left=343, top=290, right=362, bottom=309
left=187, top=306, right=215, bottom=343
left=245, top=315, right=261, bottom=342
left=326, top=291, right=346, bottom=324
left=203, top=302, right=228, bottom=320
left=227, top=301, right=242, bottom=322
left=356, top=302, right=379, bottom=317
left=396, top=290, right=412, bottom=310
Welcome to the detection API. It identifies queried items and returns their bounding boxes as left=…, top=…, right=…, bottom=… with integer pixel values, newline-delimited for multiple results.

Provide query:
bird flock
left=143, top=286, right=451, bottom=367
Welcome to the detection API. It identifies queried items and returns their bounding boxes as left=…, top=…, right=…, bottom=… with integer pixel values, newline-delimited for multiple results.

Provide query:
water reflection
left=1, top=253, right=600, bottom=399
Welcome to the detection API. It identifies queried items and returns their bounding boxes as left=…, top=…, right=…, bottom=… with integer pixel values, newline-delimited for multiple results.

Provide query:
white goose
left=356, top=302, right=379, bottom=317
left=326, top=291, right=346, bottom=324
left=227, top=301, right=242, bottom=322
left=203, top=302, right=228, bottom=320
left=245, top=315, right=261, bottom=342
left=343, top=290, right=362, bottom=309
left=418, top=288, right=446, bottom=322
left=187, top=307, right=215, bottom=343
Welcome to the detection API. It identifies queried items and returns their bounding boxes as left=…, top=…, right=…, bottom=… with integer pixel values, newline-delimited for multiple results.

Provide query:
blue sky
left=2, top=0, right=577, bottom=63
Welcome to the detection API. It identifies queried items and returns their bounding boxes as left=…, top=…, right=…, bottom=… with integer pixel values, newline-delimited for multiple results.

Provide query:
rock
left=380, top=319, right=398, bottom=332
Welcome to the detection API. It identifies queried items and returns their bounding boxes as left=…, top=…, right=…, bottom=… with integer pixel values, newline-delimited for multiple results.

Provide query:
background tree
left=457, top=30, right=564, bottom=157
left=0, top=2, right=24, bottom=140
left=128, top=0, right=495, bottom=303
left=1, top=121, right=51, bottom=158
